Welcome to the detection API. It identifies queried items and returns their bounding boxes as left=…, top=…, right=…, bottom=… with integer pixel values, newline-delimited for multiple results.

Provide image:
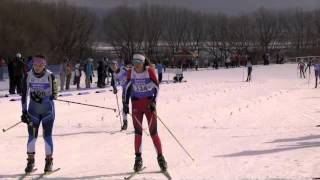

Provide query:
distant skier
left=305, top=59, right=312, bottom=74
left=124, top=54, right=167, bottom=172
left=298, top=60, right=306, bottom=79
left=314, top=63, right=320, bottom=88
left=110, top=60, right=128, bottom=130
left=246, top=58, right=253, bottom=82
left=21, top=55, right=58, bottom=173
left=156, top=61, right=165, bottom=83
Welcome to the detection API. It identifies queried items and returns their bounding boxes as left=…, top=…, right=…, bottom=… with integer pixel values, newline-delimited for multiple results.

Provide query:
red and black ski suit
left=124, top=67, right=163, bottom=156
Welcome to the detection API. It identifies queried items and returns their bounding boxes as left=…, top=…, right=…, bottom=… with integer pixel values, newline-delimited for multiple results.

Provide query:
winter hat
left=16, top=53, right=22, bottom=58
left=110, top=60, right=118, bottom=65
left=132, top=54, right=145, bottom=64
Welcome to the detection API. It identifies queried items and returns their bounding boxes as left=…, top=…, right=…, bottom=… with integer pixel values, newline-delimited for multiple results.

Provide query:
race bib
left=30, top=83, right=51, bottom=98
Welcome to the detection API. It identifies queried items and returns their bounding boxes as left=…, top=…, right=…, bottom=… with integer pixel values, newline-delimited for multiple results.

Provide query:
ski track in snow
left=1, top=64, right=320, bottom=179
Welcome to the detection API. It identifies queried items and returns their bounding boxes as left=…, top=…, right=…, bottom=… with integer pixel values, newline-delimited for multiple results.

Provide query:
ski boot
left=133, top=153, right=143, bottom=172
left=121, top=120, right=128, bottom=130
left=44, top=155, right=53, bottom=173
left=25, top=153, right=35, bottom=173
left=157, top=154, right=167, bottom=171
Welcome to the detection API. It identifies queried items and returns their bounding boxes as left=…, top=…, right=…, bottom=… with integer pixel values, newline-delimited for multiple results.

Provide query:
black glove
left=50, top=95, right=57, bottom=100
left=123, top=104, right=129, bottom=114
left=21, top=111, right=31, bottom=124
left=149, top=102, right=156, bottom=112
left=113, top=88, right=118, bottom=94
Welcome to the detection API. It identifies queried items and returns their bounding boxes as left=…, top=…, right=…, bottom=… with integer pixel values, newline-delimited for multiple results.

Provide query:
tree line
left=1, top=0, right=320, bottom=64
left=0, top=0, right=96, bottom=64
left=103, top=5, right=320, bottom=64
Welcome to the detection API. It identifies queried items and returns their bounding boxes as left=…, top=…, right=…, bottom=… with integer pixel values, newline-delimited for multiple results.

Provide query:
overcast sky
left=50, top=0, right=320, bottom=14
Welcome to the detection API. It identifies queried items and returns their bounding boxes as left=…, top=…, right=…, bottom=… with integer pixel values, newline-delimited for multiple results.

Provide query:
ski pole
left=242, top=66, right=245, bottom=82
left=128, top=113, right=150, bottom=136
left=56, top=99, right=117, bottom=112
left=2, top=121, right=22, bottom=133
left=308, top=70, right=311, bottom=88
left=115, top=93, right=123, bottom=129
left=156, top=114, right=195, bottom=161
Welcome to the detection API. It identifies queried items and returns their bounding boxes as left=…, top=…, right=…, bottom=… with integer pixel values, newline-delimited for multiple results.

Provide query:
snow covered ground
left=1, top=64, right=320, bottom=180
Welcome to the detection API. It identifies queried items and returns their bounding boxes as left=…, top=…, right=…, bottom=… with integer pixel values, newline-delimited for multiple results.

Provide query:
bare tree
left=254, top=8, right=281, bottom=53
left=103, top=6, right=144, bottom=63
left=162, top=7, right=190, bottom=58
left=139, top=5, right=165, bottom=60
left=228, top=14, right=254, bottom=54
left=0, top=0, right=96, bottom=63
left=205, top=13, right=230, bottom=65
left=47, top=2, right=96, bottom=62
left=313, top=10, right=320, bottom=48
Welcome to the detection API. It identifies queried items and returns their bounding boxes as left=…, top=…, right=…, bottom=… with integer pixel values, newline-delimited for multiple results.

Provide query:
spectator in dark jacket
left=8, top=53, right=25, bottom=94
left=97, top=60, right=106, bottom=88
left=65, top=60, right=73, bottom=90
left=0, top=57, right=5, bottom=81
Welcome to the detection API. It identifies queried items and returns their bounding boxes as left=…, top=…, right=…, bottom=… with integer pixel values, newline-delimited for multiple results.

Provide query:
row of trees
left=103, top=5, right=320, bottom=63
left=1, top=0, right=320, bottom=64
left=0, top=0, right=95, bottom=63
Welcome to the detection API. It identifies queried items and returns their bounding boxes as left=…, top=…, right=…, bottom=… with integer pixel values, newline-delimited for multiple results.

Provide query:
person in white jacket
left=73, top=63, right=82, bottom=89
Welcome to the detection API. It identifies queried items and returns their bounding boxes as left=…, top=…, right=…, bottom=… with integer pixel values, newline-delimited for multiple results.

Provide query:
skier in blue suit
left=21, top=55, right=58, bottom=173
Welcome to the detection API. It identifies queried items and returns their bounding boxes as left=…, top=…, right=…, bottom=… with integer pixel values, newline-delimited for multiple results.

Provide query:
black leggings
left=247, top=67, right=252, bottom=81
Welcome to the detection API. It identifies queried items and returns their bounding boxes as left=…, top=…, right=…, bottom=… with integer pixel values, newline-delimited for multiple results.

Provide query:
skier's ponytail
left=143, top=56, right=151, bottom=71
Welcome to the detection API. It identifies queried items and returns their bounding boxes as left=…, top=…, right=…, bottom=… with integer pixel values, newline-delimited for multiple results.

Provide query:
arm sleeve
left=124, top=69, right=132, bottom=105
left=148, top=68, right=159, bottom=102
left=21, top=74, right=28, bottom=111
left=51, top=74, right=58, bottom=99
left=111, top=73, right=116, bottom=89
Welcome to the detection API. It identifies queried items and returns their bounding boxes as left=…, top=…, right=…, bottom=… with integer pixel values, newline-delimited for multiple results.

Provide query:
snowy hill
left=1, top=64, right=320, bottom=179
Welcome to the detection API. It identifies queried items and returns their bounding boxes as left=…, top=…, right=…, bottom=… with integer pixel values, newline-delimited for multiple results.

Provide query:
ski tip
left=2, top=129, right=5, bottom=132
left=44, top=167, right=61, bottom=175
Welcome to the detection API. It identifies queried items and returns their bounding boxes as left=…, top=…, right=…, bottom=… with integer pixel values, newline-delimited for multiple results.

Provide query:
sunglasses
left=132, top=59, right=144, bottom=65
